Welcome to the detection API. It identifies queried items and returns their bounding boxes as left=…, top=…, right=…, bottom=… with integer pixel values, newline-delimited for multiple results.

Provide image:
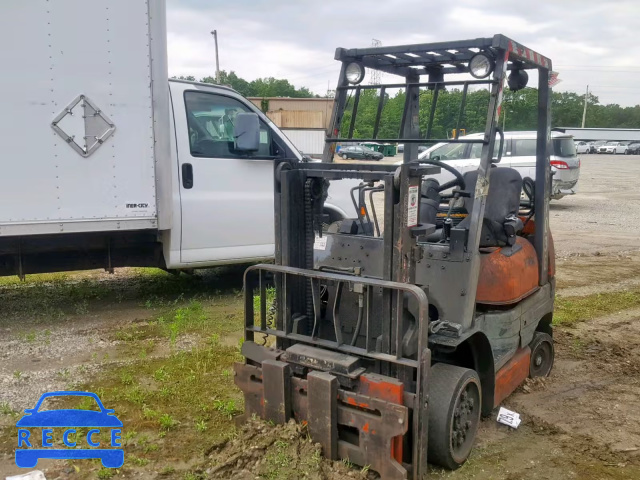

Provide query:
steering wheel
left=417, top=159, right=466, bottom=193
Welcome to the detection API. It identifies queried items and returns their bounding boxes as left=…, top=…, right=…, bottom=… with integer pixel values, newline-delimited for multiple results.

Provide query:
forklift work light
left=345, top=62, right=365, bottom=84
left=469, top=53, right=494, bottom=79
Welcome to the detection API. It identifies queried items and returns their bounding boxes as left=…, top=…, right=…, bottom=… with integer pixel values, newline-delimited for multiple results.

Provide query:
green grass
left=554, top=290, right=640, bottom=326
left=62, top=326, right=243, bottom=477
left=0, top=265, right=247, bottom=326
left=195, top=419, right=207, bottom=433
left=0, top=402, right=15, bottom=415
left=158, top=413, right=178, bottom=431
left=252, top=286, right=276, bottom=319
left=96, top=468, right=115, bottom=479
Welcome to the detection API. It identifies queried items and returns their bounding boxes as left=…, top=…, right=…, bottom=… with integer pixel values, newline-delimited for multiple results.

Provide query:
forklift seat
left=457, top=168, right=523, bottom=248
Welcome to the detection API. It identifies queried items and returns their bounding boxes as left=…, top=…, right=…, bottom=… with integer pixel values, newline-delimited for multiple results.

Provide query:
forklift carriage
left=235, top=34, right=556, bottom=479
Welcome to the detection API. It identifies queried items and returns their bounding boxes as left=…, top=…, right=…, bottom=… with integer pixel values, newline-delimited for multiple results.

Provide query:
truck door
left=174, top=88, right=276, bottom=264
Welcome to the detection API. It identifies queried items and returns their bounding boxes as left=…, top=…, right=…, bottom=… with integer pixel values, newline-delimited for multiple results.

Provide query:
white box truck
left=0, top=0, right=353, bottom=277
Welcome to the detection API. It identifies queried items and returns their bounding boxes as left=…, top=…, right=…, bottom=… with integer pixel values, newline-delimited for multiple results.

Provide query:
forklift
left=235, top=34, right=556, bottom=479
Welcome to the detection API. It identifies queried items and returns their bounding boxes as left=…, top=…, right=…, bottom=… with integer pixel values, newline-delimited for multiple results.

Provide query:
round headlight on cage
left=469, top=53, right=495, bottom=79
left=345, top=62, right=365, bottom=84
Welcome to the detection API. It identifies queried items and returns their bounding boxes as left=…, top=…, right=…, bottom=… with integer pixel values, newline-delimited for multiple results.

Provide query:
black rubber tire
left=529, top=331, right=554, bottom=377
left=427, top=363, right=482, bottom=470
left=342, top=153, right=348, bottom=159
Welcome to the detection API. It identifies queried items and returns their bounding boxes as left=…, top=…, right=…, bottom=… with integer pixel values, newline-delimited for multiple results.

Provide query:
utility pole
left=211, top=30, right=220, bottom=83
left=581, top=85, right=589, bottom=128
left=370, top=39, right=382, bottom=85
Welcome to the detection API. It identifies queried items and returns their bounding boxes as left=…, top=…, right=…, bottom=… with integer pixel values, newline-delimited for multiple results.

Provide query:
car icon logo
left=15, top=391, right=123, bottom=469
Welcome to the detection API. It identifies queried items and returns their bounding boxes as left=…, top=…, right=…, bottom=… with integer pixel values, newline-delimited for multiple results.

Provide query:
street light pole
left=581, top=85, right=589, bottom=128
left=211, top=30, right=220, bottom=83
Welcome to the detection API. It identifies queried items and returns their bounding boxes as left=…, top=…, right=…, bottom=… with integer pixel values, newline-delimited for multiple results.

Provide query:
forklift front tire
left=427, top=363, right=482, bottom=470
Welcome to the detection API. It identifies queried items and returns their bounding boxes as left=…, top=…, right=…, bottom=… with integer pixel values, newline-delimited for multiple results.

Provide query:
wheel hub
left=530, top=333, right=554, bottom=378
left=451, top=384, right=478, bottom=454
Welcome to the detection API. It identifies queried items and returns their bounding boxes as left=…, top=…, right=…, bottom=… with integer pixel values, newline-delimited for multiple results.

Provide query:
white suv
left=414, top=131, right=580, bottom=200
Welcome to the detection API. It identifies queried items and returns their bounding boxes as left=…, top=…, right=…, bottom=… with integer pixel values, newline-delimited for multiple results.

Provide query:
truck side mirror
left=234, top=113, right=260, bottom=152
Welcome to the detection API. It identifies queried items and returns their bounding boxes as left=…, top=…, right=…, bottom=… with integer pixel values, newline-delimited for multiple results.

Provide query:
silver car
left=411, top=131, right=580, bottom=200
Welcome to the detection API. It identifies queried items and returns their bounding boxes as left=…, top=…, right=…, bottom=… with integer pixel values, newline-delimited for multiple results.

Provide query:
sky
left=166, top=0, right=640, bottom=107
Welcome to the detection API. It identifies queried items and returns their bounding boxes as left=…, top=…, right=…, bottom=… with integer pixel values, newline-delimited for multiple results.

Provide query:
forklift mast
left=236, top=34, right=555, bottom=479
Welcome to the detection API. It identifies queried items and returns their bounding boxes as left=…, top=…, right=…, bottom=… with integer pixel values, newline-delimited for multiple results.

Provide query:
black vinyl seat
left=457, top=168, right=523, bottom=247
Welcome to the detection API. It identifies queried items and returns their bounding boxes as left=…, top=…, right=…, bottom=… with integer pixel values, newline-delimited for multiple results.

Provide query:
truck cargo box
left=0, top=0, right=169, bottom=236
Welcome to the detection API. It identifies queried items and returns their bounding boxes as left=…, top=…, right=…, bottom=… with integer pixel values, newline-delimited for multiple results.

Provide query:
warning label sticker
left=313, top=235, right=328, bottom=251
left=407, top=185, right=419, bottom=227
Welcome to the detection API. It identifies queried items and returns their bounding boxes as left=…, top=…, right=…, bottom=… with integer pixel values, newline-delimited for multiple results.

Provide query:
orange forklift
left=235, top=34, right=556, bottom=479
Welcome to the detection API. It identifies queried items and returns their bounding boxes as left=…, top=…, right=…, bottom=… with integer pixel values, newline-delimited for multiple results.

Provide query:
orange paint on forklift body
left=493, top=346, right=531, bottom=408
left=359, top=375, right=403, bottom=464
left=518, top=218, right=556, bottom=278
left=476, top=237, right=539, bottom=305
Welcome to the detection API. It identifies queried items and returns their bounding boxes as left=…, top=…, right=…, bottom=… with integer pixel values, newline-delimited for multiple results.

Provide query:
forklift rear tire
left=427, top=363, right=481, bottom=470
left=529, top=331, right=554, bottom=377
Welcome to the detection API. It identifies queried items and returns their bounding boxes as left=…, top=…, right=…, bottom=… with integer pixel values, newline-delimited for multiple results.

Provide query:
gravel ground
left=549, top=154, right=640, bottom=257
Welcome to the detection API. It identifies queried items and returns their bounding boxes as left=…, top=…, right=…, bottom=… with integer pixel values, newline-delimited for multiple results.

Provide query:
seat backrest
left=457, top=168, right=523, bottom=247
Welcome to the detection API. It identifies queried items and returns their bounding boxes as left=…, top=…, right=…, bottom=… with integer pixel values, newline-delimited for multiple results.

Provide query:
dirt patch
left=556, top=252, right=640, bottom=296
left=204, top=418, right=373, bottom=480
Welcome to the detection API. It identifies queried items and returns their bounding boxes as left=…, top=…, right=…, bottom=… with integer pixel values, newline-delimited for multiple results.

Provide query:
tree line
left=175, top=71, right=640, bottom=136
left=339, top=88, right=640, bottom=139
left=174, top=70, right=315, bottom=98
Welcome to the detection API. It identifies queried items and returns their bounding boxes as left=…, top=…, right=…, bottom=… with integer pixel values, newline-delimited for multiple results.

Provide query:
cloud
left=166, top=0, right=640, bottom=106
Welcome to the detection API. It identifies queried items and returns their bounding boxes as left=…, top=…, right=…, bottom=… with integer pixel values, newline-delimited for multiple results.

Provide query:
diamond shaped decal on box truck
left=51, top=95, right=115, bottom=157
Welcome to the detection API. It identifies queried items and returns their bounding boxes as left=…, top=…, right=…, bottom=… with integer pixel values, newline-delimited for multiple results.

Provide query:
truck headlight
left=345, top=62, right=365, bottom=84
left=469, top=53, right=494, bottom=79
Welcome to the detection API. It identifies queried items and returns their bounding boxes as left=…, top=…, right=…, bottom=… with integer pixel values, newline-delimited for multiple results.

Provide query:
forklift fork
left=235, top=358, right=410, bottom=479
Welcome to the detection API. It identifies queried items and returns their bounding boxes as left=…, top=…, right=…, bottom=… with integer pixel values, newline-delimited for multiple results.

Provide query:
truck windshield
left=552, top=138, right=576, bottom=157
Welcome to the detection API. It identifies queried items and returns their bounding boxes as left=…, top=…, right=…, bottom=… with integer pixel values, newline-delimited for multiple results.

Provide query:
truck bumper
left=551, top=179, right=578, bottom=200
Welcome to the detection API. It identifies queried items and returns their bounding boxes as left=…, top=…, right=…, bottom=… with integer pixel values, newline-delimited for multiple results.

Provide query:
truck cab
left=163, top=80, right=352, bottom=268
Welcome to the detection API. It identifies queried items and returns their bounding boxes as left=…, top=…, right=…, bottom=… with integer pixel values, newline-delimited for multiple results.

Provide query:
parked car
left=589, top=140, right=606, bottom=153
left=404, top=131, right=580, bottom=200
left=597, top=141, right=628, bottom=154
left=397, top=144, right=427, bottom=154
left=626, top=142, right=640, bottom=155
left=575, top=141, right=590, bottom=154
left=339, top=145, right=384, bottom=161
